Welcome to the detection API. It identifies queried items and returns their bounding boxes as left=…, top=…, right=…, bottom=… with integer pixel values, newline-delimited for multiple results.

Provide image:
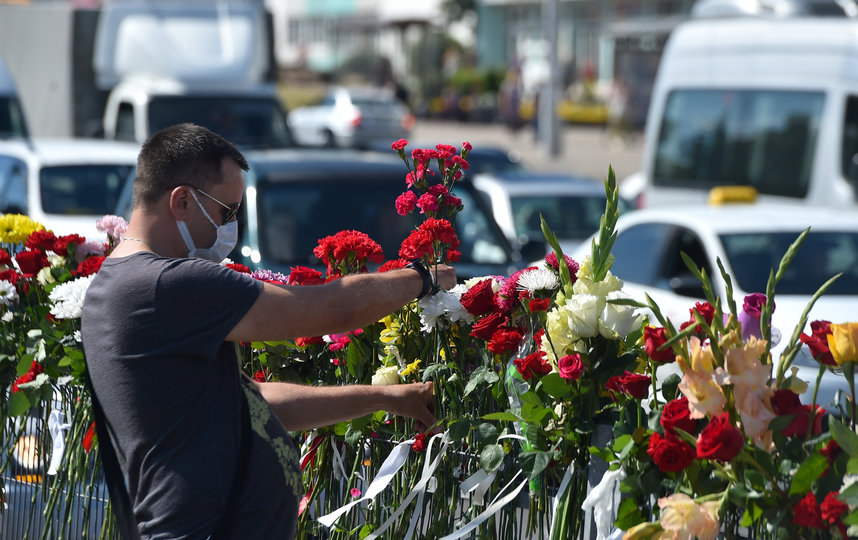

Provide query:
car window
left=510, top=194, right=606, bottom=241
left=0, top=154, right=27, bottom=213
left=40, top=164, right=133, bottom=216
left=654, top=89, right=824, bottom=198
left=842, top=95, right=858, bottom=184
left=255, top=178, right=510, bottom=268
left=148, top=96, right=292, bottom=149
left=720, top=231, right=858, bottom=295
left=656, top=227, right=712, bottom=293
left=611, top=223, right=673, bottom=286
left=0, top=97, right=29, bottom=139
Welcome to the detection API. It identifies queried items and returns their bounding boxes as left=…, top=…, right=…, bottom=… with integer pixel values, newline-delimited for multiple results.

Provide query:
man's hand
left=432, top=264, right=456, bottom=292
left=381, top=382, right=439, bottom=433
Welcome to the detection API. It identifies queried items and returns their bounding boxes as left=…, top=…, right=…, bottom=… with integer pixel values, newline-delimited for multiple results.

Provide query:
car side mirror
left=669, top=273, right=705, bottom=298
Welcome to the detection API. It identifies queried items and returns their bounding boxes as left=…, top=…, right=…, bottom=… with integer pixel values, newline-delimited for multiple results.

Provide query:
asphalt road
left=411, top=120, right=645, bottom=183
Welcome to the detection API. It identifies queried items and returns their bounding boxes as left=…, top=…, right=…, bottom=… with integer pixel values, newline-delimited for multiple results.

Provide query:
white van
left=0, top=57, right=28, bottom=140
left=629, top=3, right=858, bottom=209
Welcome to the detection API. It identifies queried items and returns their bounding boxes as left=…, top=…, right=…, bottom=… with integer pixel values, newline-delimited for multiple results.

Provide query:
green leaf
left=789, top=453, right=828, bottom=496
left=612, top=434, right=632, bottom=453
left=482, top=411, right=523, bottom=423
left=358, top=524, right=374, bottom=539
left=843, top=508, right=858, bottom=526
left=519, top=451, right=551, bottom=480
left=421, top=363, right=448, bottom=381
left=474, top=422, right=498, bottom=444
left=840, top=481, right=858, bottom=506
left=540, top=372, right=572, bottom=399
left=741, top=503, right=763, bottom=527
left=480, top=444, right=505, bottom=472
left=614, top=497, right=644, bottom=530
left=831, top=418, right=858, bottom=457
left=660, top=373, right=681, bottom=402
left=7, top=391, right=31, bottom=417
left=448, top=419, right=471, bottom=441
left=345, top=426, right=363, bottom=446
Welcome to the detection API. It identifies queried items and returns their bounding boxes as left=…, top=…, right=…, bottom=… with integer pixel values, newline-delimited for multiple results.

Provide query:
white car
left=473, top=171, right=631, bottom=255
left=571, top=201, right=858, bottom=410
left=0, top=139, right=138, bottom=240
left=288, top=86, right=414, bottom=148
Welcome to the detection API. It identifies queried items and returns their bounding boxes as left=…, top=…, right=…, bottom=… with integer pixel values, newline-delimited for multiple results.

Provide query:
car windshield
left=654, top=89, right=824, bottom=198
left=510, top=194, right=607, bottom=240
left=40, top=164, right=133, bottom=215
left=720, top=231, right=858, bottom=295
left=256, top=180, right=511, bottom=268
left=148, top=96, right=292, bottom=149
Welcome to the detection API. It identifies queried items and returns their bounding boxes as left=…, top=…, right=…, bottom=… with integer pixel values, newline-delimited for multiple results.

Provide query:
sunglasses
left=166, top=184, right=241, bottom=223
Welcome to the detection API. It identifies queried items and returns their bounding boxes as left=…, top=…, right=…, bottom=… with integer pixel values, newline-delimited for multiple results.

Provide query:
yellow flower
left=401, top=359, right=421, bottom=377
left=828, top=322, right=858, bottom=365
left=678, top=370, right=726, bottom=420
left=622, top=521, right=662, bottom=540
left=380, top=317, right=402, bottom=345
left=0, top=214, right=45, bottom=244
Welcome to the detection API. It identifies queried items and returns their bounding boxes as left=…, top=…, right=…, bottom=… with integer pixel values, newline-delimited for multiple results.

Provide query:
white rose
left=599, top=291, right=643, bottom=339
left=371, top=365, right=401, bottom=386
left=565, top=294, right=601, bottom=338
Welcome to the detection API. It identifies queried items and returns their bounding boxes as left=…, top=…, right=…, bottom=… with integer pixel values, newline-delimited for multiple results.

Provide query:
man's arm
left=254, top=381, right=439, bottom=432
left=227, top=265, right=455, bottom=342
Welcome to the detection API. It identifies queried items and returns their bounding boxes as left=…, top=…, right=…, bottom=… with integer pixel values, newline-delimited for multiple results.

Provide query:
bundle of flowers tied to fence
left=2, top=139, right=858, bottom=540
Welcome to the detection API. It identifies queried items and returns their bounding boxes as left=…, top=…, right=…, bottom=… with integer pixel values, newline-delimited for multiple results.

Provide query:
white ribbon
left=580, top=467, right=627, bottom=540
left=47, top=410, right=71, bottom=475
left=439, top=470, right=528, bottom=540
left=365, top=432, right=449, bottom=540
left=330, top=435, right=349, bottom=482
left=317, top=437, right=416, bottom=527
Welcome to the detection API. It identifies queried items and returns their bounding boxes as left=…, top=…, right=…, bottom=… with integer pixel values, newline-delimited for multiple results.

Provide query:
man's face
left=185, top=158, right=245, bottom=248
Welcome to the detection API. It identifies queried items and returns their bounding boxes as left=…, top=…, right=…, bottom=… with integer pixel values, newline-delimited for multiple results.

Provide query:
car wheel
left=323, top=129, right=337, bottom=148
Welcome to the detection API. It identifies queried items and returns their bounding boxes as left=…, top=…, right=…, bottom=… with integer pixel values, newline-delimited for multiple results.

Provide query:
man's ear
left=168, top=186, right=192, bottom=220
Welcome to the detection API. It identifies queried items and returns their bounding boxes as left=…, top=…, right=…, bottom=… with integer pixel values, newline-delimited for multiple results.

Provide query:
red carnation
left=460, top=279, right=496, bottom=317
left=82, top=422, right=96, bottom=453
left=793, top=492, right=825, bottom=529
left=514, top=349, right=552, bottom=381
left=378, top=259, right=409, bottom=273
left=0, top=248, right=11, bottom=267
left=391, top=139, right=408, bottom=151
left=288, top=266, right=326, bottom=286
left=26, top=230, right=57, bottom=252
left=73, top=256, right=105, bottom=277
left=487, top=327, right=523, bottom=355
left=313, top=230, right=384, bottom=276
left=253, top=370, right=266, bottom=382
left=469, top=311, right=507, bottom=340
left=0, top=269, right=18, bottom=286
left=647, top=432, right=695, bottom=473
left=14, top=250, right=49, bottom=277
left=53, top=234, right=85, bottom=257
left=696, top=413, right=744, bottom=462
left=661, top=397, right=697, bottom=437
left=399, top=228, right=434, bottom=260
left=645, top=326, right=675, bottom=363
left=528, top=297, right=551, bottom=312
left=395, top=191, right=418, bottom=216
left=295, top=336, right=324, bottom=347
left=800, top=320, right=835, bottom=366
left=11, top=361, right=44, bottom=393
left=225, top=263, right=251, bottom=274
left=411, top=432, right=427, bottom=453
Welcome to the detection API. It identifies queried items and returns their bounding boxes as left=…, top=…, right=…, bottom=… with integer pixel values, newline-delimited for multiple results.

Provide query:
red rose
left=295, top=336, right=324, bottom=347
left=660, top=397, right=697, bottom=437
left=682, top=301, right=716, bottom=333
left=557, top=354, right=584, bottom=381
left=820, top=440, right=842, bottom=464
left=696, top=412, right=744, bottom=462
left=528, top=297, right=551, bottom=312
left=645, top=326, right=674, bottom=363
left=82, top=422, right=96, bottom=453
left=226, top=263, right=251, bottom=274
left=0, top=269, right=19, bottom=286
left=0, top=248, right=11, bottom=267
left=411, top=432, right=427, bottom=453
left=647, top=432, right=695, bottom=473
left=470, top=311, right=507, bottom=340
left=793, top=492, right=824, bottom=529
left=288, top=266, right=326, bottom=286
left=606, top=371, right=651, bottom=400
left=14, top=250, right=49, bottom=277
left=73, top=256, right=105, bottom=277
left=487, top=327, right=523, bottom=355
left=253, top=370, right=266, bottom=382
left=25, top=230, right=57, bottom=252
left=11, top=361, right=44, bottom=393
left=771, top=389, right=825, bottom=438
left=800, top=320, right=835, bottom=366
left=460, top=279, right=496, bottom=317
left=514, top=350, right=552, bottom=381
left=821, top=491, right=849, bottom=527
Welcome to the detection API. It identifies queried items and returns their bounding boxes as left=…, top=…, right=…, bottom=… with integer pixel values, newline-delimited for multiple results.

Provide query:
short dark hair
left=133, top=123, right=249, bottom=207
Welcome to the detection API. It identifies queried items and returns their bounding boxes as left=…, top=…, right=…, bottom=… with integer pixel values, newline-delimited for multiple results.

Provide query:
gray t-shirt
left=81, top=252, right=302, bottom=539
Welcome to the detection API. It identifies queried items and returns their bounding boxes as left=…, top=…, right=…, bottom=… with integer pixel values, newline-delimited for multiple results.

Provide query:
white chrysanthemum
left=417, top=289, right=474, bottom=331
left=49, top=275, right=95, bottom=320
left=516, top=267, right=559, bottom=294
left=2, top=310, right=13, bottom=322
left=0, top=280, right=19, bottom=306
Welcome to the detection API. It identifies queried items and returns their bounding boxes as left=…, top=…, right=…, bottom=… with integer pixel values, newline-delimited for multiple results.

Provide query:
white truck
left=0, top=1, right=291, bottom=148
left=624, top=0, right=858, bottom=209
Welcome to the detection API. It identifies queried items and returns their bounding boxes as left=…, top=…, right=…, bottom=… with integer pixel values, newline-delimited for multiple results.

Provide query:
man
left=81, top=123, right=455, bottom=539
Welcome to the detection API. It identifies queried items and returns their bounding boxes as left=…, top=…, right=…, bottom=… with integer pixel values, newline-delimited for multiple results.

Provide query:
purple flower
left=250, top=269, right=290, bottom=284
left=544, top=253, right=579, bottom=283
left=733, top=293, right=774, bottom=341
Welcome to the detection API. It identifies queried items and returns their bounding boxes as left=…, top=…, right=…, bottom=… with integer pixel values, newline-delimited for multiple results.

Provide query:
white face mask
left=176, top=190, right=238, bottom=262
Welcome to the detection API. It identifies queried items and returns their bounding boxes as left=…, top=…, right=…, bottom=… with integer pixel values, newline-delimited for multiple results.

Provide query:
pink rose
left=557, top=354, right=584, bottom=381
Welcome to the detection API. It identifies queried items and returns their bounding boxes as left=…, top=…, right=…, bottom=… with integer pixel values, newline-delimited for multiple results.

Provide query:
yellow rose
left=828, top=322, right=858, bottom=365
left=371, top=365, right=400, bottom=386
